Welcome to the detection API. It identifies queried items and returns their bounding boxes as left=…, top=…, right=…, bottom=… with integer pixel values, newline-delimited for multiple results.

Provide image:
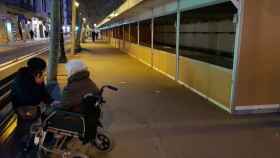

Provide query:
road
left=0, top=36, right=70, bottom=65
left=0, top=40, right=48, bottom=64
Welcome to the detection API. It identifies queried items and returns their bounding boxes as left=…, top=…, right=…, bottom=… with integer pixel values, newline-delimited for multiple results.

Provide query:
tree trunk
left=59, top=0, right=67, bottom=63
left=47, top=0, right=60, bottom=83
left=75, top=7, right=82, bottom=52
left=81, top=20, right=86, bottom=43
left=81, top=23, right=85, bottom=43
left=71, top=0, right=77, bottom=54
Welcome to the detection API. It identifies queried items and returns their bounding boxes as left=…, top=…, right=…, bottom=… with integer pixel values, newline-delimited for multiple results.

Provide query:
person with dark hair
left=92, top=31, right=96, bottom=42
left=11, top=57, right=54, bottom=154
left=30, top=30, right=34, bottom=40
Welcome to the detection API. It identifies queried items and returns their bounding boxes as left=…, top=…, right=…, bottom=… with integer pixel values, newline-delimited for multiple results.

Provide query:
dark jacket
left=61, top=70, right=99, bottom=112
left=11, top=67, right=53, bottom=109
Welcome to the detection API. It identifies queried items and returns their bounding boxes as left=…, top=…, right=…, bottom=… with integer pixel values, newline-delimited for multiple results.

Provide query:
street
left=0, top=40, right=48, bottom=64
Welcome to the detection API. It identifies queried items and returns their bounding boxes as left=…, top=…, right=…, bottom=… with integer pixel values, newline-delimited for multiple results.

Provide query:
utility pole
left=81, top=18, right=86, bottom=43
left=75, top=10, right=82, bottom=52
left=47, top=0, right=60, bottom=83
left=59, top=0, right=67, bottom=63
left=175, top=0, right=180, bottom=80
left=71, top=0, right=78, bottom=54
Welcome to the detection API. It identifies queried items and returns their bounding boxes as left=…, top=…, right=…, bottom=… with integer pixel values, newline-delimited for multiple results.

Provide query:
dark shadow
left=80, top=47, right=91, bottom=52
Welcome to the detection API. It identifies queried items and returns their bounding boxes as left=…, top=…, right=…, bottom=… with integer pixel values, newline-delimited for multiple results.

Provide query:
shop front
left=29, top=17, right=50, bottom=40
left=0, top=15, right=9, bottom=44
left=0, top=14, right=14, bottom=44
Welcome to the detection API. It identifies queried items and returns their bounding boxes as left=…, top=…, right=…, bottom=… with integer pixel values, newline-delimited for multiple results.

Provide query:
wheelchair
left=31, top=85, right=118, bottom=158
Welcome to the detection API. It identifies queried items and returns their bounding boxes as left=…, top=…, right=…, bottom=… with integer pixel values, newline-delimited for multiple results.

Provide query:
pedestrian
left=95, top=32, right=98, bottom=40
left=29, top=30, right=34, bottom=40
left=18, top=23, right=23, bottom=41
left=11, top=57, right=57, bottom=154
left=92, top=31, right=95, bottom=42
left=44, top=30, right=49, bottom=38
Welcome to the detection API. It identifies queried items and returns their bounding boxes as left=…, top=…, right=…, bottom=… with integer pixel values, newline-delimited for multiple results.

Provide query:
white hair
left=65, top=60, right=88, bottom=77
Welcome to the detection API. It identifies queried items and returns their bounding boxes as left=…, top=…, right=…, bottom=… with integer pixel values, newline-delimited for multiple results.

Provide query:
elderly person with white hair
left=61, top=60, right=99, bottom=112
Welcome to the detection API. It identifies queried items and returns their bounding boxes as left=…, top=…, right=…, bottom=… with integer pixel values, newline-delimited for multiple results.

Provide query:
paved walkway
left=51, top=40, right=280, bottom=158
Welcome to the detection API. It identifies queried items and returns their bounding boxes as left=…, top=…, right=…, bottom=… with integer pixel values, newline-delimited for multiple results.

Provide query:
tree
left=71, top=0, right=78, bottom=54
left=59, top=0, right=67, bottom=63
left=75, top=8, right=82, bottom=52
left=81, top=18, right=87, bottom=43
left=47, top=0, right=60, bottom=83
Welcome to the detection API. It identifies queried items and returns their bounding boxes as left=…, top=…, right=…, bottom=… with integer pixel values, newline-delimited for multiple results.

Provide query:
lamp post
left=71, top=0, right=79, bottom=54
left=75, top=11, right=82, bottom=52
left=81, top=17, right=86, bottom=43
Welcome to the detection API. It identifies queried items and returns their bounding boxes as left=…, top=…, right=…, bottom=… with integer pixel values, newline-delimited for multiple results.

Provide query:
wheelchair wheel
left=92, top=132, right=113, bottom=152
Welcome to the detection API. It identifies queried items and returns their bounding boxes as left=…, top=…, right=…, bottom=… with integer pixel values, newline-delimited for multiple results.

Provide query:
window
left=180, top=2, right=237, bottom=69
left=42, top=0, right=47, bottom=12
left=154, top=13, right=177, bottom=53
left=124, top=24, right=129, bottom=41
left=139, top=19, right=151, bottom=47
left=117, top=26, right=123, bottom=39
left=130, top=22, right=138, bottom=44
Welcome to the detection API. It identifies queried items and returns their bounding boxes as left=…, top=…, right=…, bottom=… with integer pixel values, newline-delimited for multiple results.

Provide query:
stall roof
left=99, top=0, right=233, bottom=29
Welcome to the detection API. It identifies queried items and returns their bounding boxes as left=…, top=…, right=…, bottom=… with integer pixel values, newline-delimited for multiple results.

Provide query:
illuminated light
left=33, top=19, right=38, bottom=25
left=111, top=12, right=118, bottom=17
left=75, top=26, right=79, bottom=31
left=75, top=2, right=79, bottom=7
left=67, top=26, right=70, bottom=32
left=83, top=18, right=86, bottom=22
left=6, top=22, right=12, bottom=33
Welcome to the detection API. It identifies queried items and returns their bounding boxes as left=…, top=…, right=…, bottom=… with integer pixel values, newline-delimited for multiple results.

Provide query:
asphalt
left=0, top=40, right=48, bottom=64
left=0, top=36, right=70, bottom=65
left=53, top=40, right=280, bottom=158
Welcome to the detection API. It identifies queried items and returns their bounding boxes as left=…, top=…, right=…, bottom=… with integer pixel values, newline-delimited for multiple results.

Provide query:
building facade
left=0, top=0, right=71, bottom=44
left=62, top=0, right=72, bottom=33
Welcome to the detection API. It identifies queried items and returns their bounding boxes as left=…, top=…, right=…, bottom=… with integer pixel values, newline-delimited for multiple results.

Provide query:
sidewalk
left=54, top=40, right=280, bottom=158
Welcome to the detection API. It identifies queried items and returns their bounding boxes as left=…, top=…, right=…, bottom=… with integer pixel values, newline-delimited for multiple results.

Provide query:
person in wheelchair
left=61, top=60, right=99, bottom=112
left=34, top=60, right=116, bottom=154
left=60, top=60, right=100, bottom=144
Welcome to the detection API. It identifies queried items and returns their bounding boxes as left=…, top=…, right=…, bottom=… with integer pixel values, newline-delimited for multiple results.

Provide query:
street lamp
left=71, top=0, right=80, bottom=54
left=75, top=2, right=79, bottom=7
